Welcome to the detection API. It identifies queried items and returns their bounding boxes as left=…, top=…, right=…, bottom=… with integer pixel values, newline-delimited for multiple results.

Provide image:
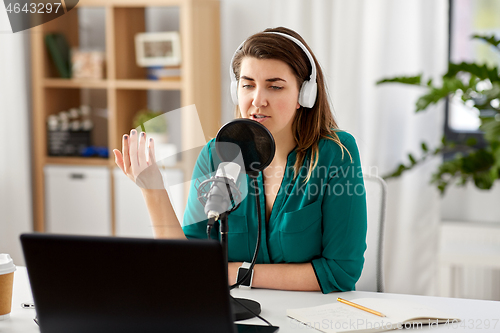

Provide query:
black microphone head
left=215, top=119, right=275, bottom=176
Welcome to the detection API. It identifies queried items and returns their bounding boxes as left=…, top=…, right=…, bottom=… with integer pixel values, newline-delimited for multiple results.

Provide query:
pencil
left=337, top=298, right=386, bottom=317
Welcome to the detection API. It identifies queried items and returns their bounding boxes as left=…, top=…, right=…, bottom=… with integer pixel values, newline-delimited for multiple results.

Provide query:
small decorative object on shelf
left=147, top=66, right=181, bottom=80
left=71, top=49, right=105, bottom=79
left=81, top=146, right=109, bottom=158
left=47, top=105, right=94, bottom=157
left=135, top=32, right=182, bottom=68
left=45, top=33, right=71, bottom=78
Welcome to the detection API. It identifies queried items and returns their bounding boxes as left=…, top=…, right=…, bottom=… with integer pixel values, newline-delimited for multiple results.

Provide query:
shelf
left=113, top=79, right=182, bottom=90
left=46, top=157, right=111, bottom=166
left=44, top=79, right=109, bottom=89
left=43, top=79, right=182, bottom=90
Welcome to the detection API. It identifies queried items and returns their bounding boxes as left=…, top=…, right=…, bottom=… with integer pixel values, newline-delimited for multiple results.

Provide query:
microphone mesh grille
left=215, top=119, right=275, bottom=174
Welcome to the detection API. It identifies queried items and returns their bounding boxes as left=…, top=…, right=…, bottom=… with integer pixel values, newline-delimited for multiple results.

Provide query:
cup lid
left=0, top=254, right=16, bottom=275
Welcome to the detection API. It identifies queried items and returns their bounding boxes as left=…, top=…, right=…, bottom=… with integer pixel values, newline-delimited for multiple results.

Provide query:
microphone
left=203, top=162, right=241, bottom=220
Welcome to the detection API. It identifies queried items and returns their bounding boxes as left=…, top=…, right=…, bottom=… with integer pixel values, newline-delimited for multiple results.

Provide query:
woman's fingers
left=148, top=137, right=156, bottom=165
left=119, top=130, right=159, bottom=184
left=113, top=149, right=125, bottom=172
left=122, top=134, right=131, bottom=175
left=138, top=131, right=147, bottom=167
left=129, top=129, right=139, bottom=172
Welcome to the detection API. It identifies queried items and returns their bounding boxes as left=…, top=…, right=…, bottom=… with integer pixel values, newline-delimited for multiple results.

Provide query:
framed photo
left=135, top=32, right=182, bottom=67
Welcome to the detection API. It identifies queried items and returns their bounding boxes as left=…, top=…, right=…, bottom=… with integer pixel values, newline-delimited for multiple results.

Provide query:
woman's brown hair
left=232, top=27, right=351, bottom=182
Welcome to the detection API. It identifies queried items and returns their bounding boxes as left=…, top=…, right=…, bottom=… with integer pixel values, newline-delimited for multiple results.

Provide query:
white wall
left=0, top=10, right=33, bottom=266
left=441, top=182, right=500, bottom=223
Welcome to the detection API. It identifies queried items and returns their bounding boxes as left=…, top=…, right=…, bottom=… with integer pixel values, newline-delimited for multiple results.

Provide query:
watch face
left=237, top=267, right=252, bottom=287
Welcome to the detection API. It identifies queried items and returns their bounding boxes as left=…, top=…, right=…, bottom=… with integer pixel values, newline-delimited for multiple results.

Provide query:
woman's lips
left=251, top=114, right=269, bottom=123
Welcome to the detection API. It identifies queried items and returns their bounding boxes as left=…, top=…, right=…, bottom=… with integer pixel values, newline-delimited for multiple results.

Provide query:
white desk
left=2, top=267, right=500, bottom=332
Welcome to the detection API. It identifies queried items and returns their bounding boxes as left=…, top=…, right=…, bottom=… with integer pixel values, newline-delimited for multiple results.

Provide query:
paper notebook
left=287, top=298, right=461, bottom=333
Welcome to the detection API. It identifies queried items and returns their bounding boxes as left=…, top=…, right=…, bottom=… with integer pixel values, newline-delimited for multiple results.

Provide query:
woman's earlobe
left=296, top=103, right=301, bottom=110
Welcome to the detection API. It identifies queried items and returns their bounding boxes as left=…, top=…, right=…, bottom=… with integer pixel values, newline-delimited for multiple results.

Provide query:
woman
left=114, top=27, right=367, bottom=294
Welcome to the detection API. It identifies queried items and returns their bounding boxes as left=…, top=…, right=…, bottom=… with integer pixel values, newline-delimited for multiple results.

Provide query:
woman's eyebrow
left=240, top=75, right=287, bottom=83
left=267, top=77, right=287, bottom=83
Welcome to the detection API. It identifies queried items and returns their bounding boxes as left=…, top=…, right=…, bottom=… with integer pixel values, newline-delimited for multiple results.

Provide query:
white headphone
left=229, top=31, right=318, bottom=108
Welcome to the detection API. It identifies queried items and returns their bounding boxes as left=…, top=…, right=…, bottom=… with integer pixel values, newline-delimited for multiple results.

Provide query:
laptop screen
left=21, top=234, right=237, bottom=333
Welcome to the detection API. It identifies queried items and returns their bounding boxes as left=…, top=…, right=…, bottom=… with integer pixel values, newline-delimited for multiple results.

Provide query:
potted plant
left=377, top=34, right=500, bottom=194
left=132, top=109, right=169, bottom=144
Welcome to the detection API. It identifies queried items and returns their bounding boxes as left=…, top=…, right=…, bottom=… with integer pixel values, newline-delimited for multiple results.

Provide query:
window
left=445, top=0, right=500, bottom=149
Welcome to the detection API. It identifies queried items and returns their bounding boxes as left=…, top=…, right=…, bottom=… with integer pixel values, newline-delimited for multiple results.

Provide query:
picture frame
left=135, top=32, right=182, bottom=67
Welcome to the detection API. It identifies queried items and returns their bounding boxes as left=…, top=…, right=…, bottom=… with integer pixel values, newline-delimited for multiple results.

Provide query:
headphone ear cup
left=230, top=80, right=239, bottom=105
left=298, top=80, right=317, bottom=108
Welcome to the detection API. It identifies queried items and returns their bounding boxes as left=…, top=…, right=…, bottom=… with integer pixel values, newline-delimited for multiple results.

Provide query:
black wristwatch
left=236, top=262, right=253, bottom=289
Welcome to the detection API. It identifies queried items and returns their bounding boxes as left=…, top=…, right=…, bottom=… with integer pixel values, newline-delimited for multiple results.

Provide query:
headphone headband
left=229, top=31, right=318, bottom=108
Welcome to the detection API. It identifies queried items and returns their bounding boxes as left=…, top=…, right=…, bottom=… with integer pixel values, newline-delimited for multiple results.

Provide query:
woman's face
left=238, top=57, right=300, bottom=139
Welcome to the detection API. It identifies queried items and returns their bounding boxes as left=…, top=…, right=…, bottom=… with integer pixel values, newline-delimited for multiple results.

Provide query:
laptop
left=21, top=233, right=279, bottom=333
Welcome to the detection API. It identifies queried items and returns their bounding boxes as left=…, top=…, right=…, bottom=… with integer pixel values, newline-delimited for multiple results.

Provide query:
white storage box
left=114, top=168, right=184, bottom=238
left=44, top=165, right=111, bottom=236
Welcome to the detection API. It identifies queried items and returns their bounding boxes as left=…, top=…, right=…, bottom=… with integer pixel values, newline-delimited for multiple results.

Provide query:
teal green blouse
left=182, top=131, right=367, bottom=294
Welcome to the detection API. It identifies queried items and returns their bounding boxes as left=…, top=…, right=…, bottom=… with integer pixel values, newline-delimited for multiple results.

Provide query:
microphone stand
left=199, top=172, right=262, bottom=321
left=226, top=174, right=262, bottom=321
left=219, top=212, right=228, bottom=265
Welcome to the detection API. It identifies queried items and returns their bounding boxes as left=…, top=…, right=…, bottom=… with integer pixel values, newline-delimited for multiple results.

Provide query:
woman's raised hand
left=113, top=129, right=165, bottom=190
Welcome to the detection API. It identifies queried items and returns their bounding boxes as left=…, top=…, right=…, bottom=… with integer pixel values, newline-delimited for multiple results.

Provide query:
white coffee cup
left=0, top=254, right=16, bottom=320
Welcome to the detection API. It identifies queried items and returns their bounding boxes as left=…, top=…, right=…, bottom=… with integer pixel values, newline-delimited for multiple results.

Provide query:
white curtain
left=0, top=10, right=33, bottom=265
left=221, top=0, right=448, bottom=295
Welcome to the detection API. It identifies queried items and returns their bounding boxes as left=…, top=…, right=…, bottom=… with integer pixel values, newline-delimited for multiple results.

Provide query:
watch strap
left=241, top=261, right=252, bottom=269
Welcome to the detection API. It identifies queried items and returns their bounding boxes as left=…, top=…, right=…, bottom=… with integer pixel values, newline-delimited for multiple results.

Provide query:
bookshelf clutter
left=46, top=105, right=108, bottom=158
left=46, top=31, right=181, bottom=81
left=45, top=33, right=105, bottom=80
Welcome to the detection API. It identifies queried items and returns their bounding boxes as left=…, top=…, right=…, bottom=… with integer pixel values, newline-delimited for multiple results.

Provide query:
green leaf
left=472, top=34, right=500, bottom=49
left=473, top=171, right=495, bottom=190
left=466, top=137, right=478, bottom=146
left=421, top=142, right=428, bottom=152
left=414, top=77, right=465, bottom=112
left=376, top=75, right=422, bottom=86
left=445, top=62, right=500, bottom=82
left=480, top=119, right=500, bottom=143
left=494, top=147, right=500, bottom=167
left=408, top=154, right=417, bottom=165
left=461, top=149, right=495, bottom=173
left=489, top=166, right=499, bottom=181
